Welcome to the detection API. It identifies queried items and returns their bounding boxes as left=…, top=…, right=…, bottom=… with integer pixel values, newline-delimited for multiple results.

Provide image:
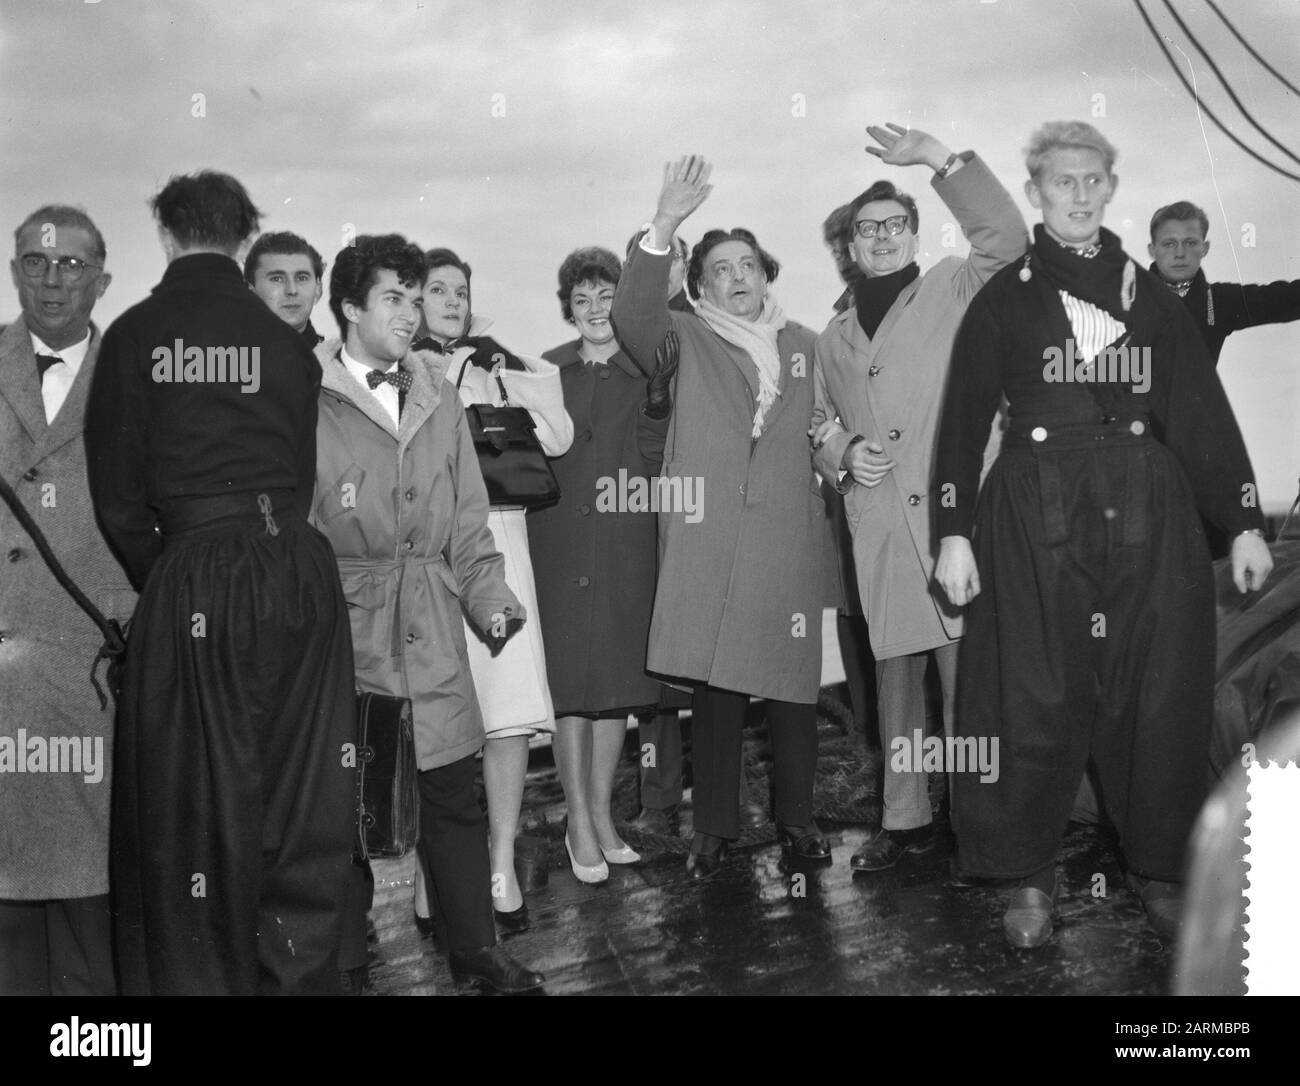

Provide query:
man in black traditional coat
left=85, top=171, right=356, bottom=995
left=934, top=122, right=1273, bottom=949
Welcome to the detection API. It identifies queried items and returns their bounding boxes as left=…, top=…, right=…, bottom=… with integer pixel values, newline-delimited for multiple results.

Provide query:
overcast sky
left=3, top=0, right=1297, bottom=506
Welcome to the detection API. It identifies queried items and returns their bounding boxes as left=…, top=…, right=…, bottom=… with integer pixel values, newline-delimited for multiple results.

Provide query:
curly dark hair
left=847, top=181, right=919, bottom=238
left=556, top=246, right=621, bottom=323
left=244, top=231, right=325, bottom=283
left=328, top=234, right=427, bottom=337
left=687, top=228, right=780, bottom=300
left=150, top=170, right=262, bottom=253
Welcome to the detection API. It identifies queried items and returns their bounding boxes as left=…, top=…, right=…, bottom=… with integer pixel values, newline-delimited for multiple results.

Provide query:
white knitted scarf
left=695, top=295, right=788, bottom=437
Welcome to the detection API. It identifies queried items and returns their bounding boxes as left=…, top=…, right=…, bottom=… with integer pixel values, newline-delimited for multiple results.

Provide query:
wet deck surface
left=363, top=692, right=1176, bottom=997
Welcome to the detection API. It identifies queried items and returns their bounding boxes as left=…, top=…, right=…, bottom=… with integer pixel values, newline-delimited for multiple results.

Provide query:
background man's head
left=821, top=203, right=860, bottom=287
left=1148, top=201, right=1211, bottom=282
left=151, top=170, right=262, bottom=261
left=557, top=246, right=621, bottom=346
left=10, top=205, right=111, bottom=350
left=688, top=228, right=779, bottom=320
left=847, top=181, right=920, bottom=280
left=244, top=231, right=324, bottom=332
left=1023, top=121, right=1118, bottom=248
left=624, top=230, right=690, bottom=302
left=329, top=234, right=426, bottom=368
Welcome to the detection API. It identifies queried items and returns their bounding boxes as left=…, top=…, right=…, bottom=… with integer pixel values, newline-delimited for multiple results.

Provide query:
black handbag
left=354, top=690, right=420, bottom=860
left=457, top=367, right=560, bottom=509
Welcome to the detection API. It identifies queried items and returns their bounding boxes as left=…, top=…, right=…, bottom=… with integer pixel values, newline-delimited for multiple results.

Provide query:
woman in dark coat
left=527, top=247, right=667, bottom=882
left=935, top=121, right=1273, bottom=948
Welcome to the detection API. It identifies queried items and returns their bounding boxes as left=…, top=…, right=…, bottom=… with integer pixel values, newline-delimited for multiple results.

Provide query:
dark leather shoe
left=778, top=821, right=832, bottom=862
left=1127, top=874, right=1181, bottom=940
left=413, top=910, right=435, bottom=938
left=631, top=806, right=679, bottom=836
left=1003, top=876, right=1059, bottom=949
left=493, top=901, right=529, bottom=935
left=449, top=945, right=545, bottom=992
left=685, top=832, right=727, bottom=879
left=339, top=964, right=370, bottom=995
left=850, top=824, right=935, bottom=871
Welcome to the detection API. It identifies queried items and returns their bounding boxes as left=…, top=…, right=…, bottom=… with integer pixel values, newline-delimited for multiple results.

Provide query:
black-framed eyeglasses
left=17, top=254, right=102, bottom=282
left=853, top=216, right=910, bottom=239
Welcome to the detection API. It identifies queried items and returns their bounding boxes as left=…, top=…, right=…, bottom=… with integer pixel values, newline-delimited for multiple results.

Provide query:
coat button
left=0, top=631, right=7, bottom=643
left=579, top=504, right=591, bottom=515
left=1101, top=413, right=1116, bottom=424
left=22, top=468, right=38, bottom=482
left=404, top=539, right=414, bottom=551
left=868, top=365, right=881, bottom=378
left=578, top=575, right=591, bottom=587
left=1031, top=426, right=1047, bottom=442
left=405, top=633, right=415, bottom=644
left=1129, top=420, right=1146, bottom=436
left=6, top=548, right=21, bottom=562
left=405, top=488, right=416, bottom=501
left=907, top=494, right=922, bottom=506
left=598, top=368, right=611, bottom=380
left=888, top=428, right=901, bottom=441
left=581, top=429, right=593, bottom=442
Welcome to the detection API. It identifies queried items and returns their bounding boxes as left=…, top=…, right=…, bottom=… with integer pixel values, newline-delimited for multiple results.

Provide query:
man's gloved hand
left=644, top=328, right=680, bottom=420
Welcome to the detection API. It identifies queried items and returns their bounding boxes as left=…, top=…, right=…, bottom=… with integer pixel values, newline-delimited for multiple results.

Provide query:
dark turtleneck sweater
left=852, top=263, right=921, bottom=338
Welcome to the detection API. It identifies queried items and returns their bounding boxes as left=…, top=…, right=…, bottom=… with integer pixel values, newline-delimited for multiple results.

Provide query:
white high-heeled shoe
left=600, top=843, right=641, bottom=865
left=564, top=833, right=609, bottom=884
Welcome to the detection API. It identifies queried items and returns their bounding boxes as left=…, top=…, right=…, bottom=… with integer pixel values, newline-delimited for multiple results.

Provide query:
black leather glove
left=459, top=335, right=524, bottom=372
left=644, top=328, right=680, bottom=420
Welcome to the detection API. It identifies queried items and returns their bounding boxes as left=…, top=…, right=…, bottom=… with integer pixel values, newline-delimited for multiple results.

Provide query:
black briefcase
left=355, top=691, right=420, bottom=860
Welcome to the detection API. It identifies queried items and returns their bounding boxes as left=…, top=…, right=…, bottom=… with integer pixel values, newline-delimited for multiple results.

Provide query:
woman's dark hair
left=847, top=181, right=919, bottom=237
left=687, top=228, right=780, bottom=300
left=150, top=170, right=262, bottom=253
left=328, top=234, right=427, bottom=337
left=556, top=246, right=621, bottom=323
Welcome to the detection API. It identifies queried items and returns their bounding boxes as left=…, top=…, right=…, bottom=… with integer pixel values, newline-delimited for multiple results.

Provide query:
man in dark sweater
left=1148, top=200, right=1300, bottom=367
left=245, top=230, right=328, bottom=347
left=85, top=171, right=356, bottom=995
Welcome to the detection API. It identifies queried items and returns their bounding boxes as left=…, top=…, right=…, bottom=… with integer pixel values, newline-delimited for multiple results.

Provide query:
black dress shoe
left=685, top=832, right=727, bottom=879
left=493, top=901, right=529, bottom=935
left=449, top=945, right=545, bottom=992
left=413, top=910, right=435, bottom=938
left=631, top=806, right=679, bottom=836
left=777, top=821, right=832, bottom=862
left=339, top=964, right=370, bottom=995
left=850, top=824, right=936, bottom=872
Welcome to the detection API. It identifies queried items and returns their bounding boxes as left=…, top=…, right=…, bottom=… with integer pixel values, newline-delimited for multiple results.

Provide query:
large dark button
left=405, top=633, right=415, bottom=644
left=6, top=549, right=21, bottom=562
left=404, top=539, right=414, bottom=551
left=888, top=428, right=901, bottom=441
left=404, top=488, right=415, bottom=501
left=598, top=368, right=611, bottom=380
left=0, top=632, right=7, bottom=643
left=578, top=575, right=591, bottom=587
left=580, top=429, right=593, bottom=442
left=907, top=494, right=922, bottom=506
left=868, top=365, right=881, bottom=378
left=1101, top=414, right=1116, bottom=424
left=579, top=504, right=591, bottom=515
left=22, top=468, right=38, bottom=482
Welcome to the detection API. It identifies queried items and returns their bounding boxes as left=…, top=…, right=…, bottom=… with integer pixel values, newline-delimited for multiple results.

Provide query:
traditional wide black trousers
left=112, top=501, right=356, bottom=995
left=953, top=427, right=1214, bottom=882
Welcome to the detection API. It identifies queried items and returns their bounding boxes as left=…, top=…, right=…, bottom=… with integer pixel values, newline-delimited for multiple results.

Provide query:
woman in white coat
left=412, top=248, right=573, bottom=932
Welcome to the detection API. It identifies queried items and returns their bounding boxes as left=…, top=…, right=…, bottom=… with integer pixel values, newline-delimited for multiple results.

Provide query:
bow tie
left=366, top=367, right=413, bottom=392
left=35, top=353, right=64, bottom=378
left=410, top=336, right=445, bottom=354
